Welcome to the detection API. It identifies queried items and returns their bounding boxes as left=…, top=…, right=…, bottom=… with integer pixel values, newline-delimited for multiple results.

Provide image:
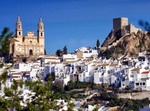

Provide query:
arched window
left=41, top=32, right=43, bottom=36
left=19, top=32, right=21, bottom=35
left=30, top=41, right=32, bottom=44
left=29, top=49, right=33, bottom=55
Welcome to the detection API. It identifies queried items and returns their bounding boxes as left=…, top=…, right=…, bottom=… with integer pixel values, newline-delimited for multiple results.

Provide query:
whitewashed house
left=62, top=53, right=77, bottom=62
left=75, top=47, right=98, bottom=59
left=134, top=71, right=150, bottom=91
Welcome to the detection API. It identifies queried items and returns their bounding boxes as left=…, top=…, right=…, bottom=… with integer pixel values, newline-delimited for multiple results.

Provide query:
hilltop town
left=0, top=17, right=150, bottom=111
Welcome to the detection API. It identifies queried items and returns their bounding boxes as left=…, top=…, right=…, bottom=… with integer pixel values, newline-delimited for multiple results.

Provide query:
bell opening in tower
left=29, top=49, right=33, bottom=55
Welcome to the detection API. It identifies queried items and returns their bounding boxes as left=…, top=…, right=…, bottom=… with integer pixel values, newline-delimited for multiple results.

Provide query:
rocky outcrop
left=102, top=30, right=122, bottom=47
left=101, top=30, right=150, bottom=58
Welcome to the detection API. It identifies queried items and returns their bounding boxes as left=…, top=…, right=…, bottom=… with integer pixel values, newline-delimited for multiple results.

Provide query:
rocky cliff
left=101, top=30, right=150, bottom=58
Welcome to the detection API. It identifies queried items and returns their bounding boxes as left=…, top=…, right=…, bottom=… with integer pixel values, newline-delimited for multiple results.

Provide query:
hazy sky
left=0, top=0, right=150, bottom=54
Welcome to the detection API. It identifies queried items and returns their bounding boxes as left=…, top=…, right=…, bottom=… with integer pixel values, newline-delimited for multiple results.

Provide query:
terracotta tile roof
left=141, top=71, right=149, bottom=74
left=138, top=56, right=145, bottom=58
left=51, top=62, right=61, bottom=64
left=86, top=57, right=93, bottom=58
left=12, top=73, right=22, bottom=75
left=14, top=80, right=22, bottom=82
left=12, top=76, right=20, bottom=78
left=91, top=64, right=96, bottom=66
left=97, top=64, right=109, bottom=67
left=21, top=71, right=30, bottom=73
left=109, top=64, right=118, bottom=66
left=10, top=71, right=16, bottom=72
left=63, top=61, right=77, bottom=64
left=131, top=68, right=140, bottom=71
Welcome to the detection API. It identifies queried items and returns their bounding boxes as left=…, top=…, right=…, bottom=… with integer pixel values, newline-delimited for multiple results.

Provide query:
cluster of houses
left=0, top=47, right=150, bottom=95
left=0, top=47, right=150, bottom=92
left=42, top=48, right=150, bottom=91
left=0, top=46, right=150, bottom=110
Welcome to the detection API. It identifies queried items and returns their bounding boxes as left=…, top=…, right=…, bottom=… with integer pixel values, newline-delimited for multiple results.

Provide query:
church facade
left=9, top=17, right=45, bottom=58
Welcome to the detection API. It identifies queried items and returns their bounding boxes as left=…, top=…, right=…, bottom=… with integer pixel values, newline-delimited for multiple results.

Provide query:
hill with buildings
left=1, top=17, right=150, bottom=111
left=101, top=17, right=150, bottom=58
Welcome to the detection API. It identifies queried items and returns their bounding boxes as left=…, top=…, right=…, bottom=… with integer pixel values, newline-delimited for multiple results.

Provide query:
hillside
left=101, top=30, right=150, bottom=59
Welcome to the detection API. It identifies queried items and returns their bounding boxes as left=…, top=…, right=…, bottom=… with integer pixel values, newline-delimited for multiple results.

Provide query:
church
left=9, top=17, right=45, bottom=58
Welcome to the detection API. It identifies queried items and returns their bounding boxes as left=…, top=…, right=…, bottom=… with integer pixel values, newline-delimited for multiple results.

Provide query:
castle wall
left=127, top=23, right=141, bottom=34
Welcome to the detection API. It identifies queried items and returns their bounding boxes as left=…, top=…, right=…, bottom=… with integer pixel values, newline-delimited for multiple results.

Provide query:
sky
left=0, top=0, right=150, bottom=54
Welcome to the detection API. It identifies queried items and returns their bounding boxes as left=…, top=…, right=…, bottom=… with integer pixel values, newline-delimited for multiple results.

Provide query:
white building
left=62, top=53, right=77, bottom=62
left=75, top=47, right=98, bottom=59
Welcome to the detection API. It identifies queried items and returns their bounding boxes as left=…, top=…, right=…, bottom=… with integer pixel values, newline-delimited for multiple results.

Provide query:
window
left=143, top=83, right=145, bottom=85
left=30, top=41, right=32, bottom=44
left=19, top=32, right=21, bottom=35
left=136, top=83, right=139, bottom=86
left=41, top=26, right=42, bottom=30
left=41, top=32, right=43, bottom=36
left=130, top=75, right=134, bottom=78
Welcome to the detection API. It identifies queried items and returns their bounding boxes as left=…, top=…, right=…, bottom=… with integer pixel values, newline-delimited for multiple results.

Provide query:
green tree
left=67, top=102, right=75, bottom=111
left=93, top=107, right=99, bottom=111
left=0, top=27, right=13, bottom=60
left=0, top=69, right=12, bottom=111
left=124, top=85, right=131, bottom=92
left=56, top=49, right=63, bottom=56
left=24, top=75, right=60, bottom=111
left=63, top=45, right=68, bottom=54
left=0, top=79, right=24, bottom=111
left=0, top=68, right=61, bottom=111
left=96, top=39, right=100, bottom=48
left=9, top=80, right=23, bottom=111
left=0, top=61, right=12, bottom=89
left=0, top=69, right=8, bottom=84
left=0, top=65, right=63, bottom=111
left=139, top=20, right=150, bottom=31
left=78, top=108, right=82, bottom=111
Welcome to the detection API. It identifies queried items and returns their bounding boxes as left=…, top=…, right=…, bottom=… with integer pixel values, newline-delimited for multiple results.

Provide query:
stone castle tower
left=9, top=17, right=45, bottom=58
left=113, top=17, right=141, bottom=36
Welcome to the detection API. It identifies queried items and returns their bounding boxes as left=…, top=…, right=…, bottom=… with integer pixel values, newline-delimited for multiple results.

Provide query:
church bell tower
left=16, top=16, right=23, bottom=37
left=37, top=18, right=44, bottom=54
left=37, top=18, right=44, bottom=38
